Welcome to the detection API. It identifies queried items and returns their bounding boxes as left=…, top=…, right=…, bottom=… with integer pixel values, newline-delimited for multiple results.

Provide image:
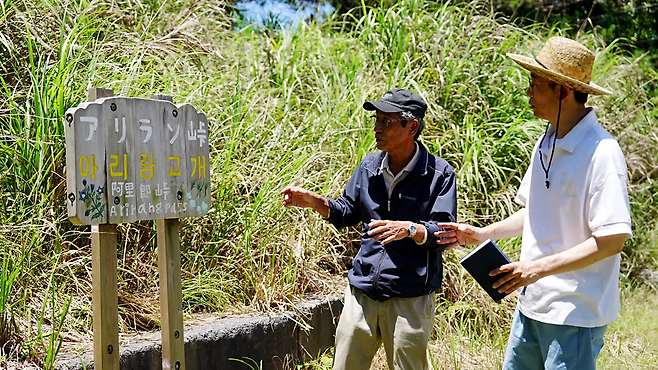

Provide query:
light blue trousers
left=502, top=309, right=607, bottom=370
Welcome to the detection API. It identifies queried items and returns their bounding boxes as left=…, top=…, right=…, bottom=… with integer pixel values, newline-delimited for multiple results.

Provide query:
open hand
left=367, top=219, right=411, bottom=245
left=435, top=222, right=486, bottom=246
left=281, top=186, right=320, bottom=208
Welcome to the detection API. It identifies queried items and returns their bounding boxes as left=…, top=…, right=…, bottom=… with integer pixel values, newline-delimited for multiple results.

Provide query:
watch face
left=408, top=224, right=417, bottom=236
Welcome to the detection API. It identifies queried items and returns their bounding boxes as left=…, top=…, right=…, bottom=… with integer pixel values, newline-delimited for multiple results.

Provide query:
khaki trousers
left=333, top=286, right=435, bottom=370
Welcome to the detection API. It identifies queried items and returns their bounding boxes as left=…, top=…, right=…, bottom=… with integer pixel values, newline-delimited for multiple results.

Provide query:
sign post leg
left=88, top=87, right=120, bottom=370
left=91, top=224, right=120, bottom=370
left=157, top=218, right=186, bottom=370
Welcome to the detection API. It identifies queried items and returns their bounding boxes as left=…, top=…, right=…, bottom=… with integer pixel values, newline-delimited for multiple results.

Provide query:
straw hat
left=507, top=36, right=612, bottom=95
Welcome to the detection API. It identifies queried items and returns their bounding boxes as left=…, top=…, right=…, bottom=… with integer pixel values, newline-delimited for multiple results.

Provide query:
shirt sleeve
left=515, top=166, right=531, bottom=207
left=326, top=163, right=363, bottom=229
left=516, top=138, right=541, bottom=207
left=587, top=140, right=632, bottom=238
left=422, top=165, right=457, bottom=249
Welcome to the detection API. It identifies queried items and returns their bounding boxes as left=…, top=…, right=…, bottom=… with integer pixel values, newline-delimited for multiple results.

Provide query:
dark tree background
left=492, top=0, right=658, bottom=50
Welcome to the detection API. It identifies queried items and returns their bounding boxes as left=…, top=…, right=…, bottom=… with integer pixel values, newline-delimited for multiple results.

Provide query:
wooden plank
left=152, top=94, right=174, bottom=102
left=197, top=111, right=211, bottom=186
left=92, top=223, right=119, bottom=370
left=105, top=97, right=138, bottom=224
left=132, top=98, right=166, bottom=220
left=64, top=106, right=81, bottom=223
left=64, top=100, right=108, bottom=224
left=180, top=104, right=210, bottom=217
left=155, top=95, right=186, bottom=369
left=157, top=218, right=186, bottom=370
left=161, top=100, right=189, bottom=219
left=88, top=88, right=114, bottom=101
left=86, top=87, right=120, bottom=370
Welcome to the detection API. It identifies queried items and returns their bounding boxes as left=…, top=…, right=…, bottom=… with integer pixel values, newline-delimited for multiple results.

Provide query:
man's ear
left=560, top=86, right=570, bottom=100
left=410, top=120, right=419, bottom=137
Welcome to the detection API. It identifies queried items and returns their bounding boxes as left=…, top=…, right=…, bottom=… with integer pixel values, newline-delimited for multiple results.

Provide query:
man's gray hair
left=401, top=111, right=425, bottom=139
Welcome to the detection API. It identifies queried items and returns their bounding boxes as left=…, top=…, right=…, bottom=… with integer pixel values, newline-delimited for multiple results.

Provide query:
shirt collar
left=545, top=108, right=597, bottom=153
left=380, top=142, right=420, bottom=176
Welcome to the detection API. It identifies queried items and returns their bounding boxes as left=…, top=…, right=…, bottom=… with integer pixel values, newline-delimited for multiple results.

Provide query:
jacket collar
left=365, top=142, right=429, bottom=176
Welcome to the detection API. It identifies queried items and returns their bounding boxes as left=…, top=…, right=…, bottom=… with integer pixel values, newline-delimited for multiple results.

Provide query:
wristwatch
left=407, top=223, right=417, bottom=239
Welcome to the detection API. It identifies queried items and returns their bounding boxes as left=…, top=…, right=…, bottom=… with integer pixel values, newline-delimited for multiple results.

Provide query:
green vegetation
left=0, top=0, right=656, bottom=367
left=493, top=0, right=658, bottom=50
left=301, top=287, right=658, bottom=369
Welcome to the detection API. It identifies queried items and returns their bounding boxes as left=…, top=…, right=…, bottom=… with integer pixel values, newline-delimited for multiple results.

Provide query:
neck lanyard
left=538, top=98, right=561, bottom=189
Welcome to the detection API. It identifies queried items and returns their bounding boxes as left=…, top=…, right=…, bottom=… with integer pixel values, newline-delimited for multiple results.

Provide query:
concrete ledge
left=56, top=296, right=343, bottom=370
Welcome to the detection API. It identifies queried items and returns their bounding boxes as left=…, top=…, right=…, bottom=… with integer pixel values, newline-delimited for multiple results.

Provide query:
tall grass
left=0, top=0, right=656, bottom=367
left=0, top=252, right=21, bottom=357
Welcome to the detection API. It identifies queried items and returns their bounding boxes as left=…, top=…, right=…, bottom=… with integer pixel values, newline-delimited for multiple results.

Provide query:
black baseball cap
left=363, top=88, right=427, bottom=119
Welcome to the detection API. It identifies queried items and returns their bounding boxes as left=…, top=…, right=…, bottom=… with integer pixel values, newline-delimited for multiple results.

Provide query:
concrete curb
left=56, top=297, right=343, bottom=370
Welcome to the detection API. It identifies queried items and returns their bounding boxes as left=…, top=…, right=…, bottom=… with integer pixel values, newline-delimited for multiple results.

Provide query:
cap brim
left=363, top=100, right=404, bottom=113
left=507, top=53, right=612, bottom=96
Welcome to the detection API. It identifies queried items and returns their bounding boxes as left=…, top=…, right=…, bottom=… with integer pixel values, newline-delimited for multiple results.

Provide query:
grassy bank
left=301, top=286, right=658, bottom=369
left=0, top=0, right=656, bottom=367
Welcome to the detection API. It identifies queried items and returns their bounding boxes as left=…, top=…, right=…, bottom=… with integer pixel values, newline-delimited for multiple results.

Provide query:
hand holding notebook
left=459, top=239, right=513, bottom=302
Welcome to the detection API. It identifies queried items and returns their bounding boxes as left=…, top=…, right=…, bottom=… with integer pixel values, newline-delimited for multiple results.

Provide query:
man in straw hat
left=436, top=36, right=632, bottom=369
left=282, top=88, right=457, bottom=369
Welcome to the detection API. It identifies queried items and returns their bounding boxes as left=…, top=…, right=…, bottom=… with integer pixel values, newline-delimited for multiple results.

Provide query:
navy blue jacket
left=327, top=143, right=457, bottom=301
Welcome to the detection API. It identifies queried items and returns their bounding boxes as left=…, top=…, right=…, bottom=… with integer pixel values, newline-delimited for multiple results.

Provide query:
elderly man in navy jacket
left=282, top=88, right=457, bottom=370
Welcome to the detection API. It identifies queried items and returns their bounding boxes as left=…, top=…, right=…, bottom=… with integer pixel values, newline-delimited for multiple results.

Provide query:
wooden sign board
left=64, top=97, right=210, bottom=225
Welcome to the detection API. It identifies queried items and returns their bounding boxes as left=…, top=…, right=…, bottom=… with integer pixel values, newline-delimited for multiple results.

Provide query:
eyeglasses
left=373, top=115, right=396, bottom=129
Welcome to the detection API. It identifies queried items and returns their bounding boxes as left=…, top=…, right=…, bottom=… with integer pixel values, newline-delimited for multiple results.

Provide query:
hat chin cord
left=538, top=95, right=561, bottom=189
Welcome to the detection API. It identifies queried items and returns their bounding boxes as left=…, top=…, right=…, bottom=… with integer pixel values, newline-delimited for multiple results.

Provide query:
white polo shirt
left=515, top=109, right=632, bottom=328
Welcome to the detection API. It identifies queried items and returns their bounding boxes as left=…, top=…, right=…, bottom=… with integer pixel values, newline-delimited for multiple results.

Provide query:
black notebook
left=459, top=239, right=512, bottom=303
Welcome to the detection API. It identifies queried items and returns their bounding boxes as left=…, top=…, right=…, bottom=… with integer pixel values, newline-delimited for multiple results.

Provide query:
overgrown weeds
left=0, top=0, right=656, bottom=366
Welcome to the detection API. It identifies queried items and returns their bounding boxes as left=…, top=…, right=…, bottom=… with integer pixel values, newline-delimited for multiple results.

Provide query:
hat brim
left=363, top=100, right=404, bottom=113
left=507, top=53, right=612, bottom=96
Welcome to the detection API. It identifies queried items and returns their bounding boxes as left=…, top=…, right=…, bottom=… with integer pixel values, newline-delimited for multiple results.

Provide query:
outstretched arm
left=282, top=161, right=363, bottom=228
left=281, top=186, right=330, bottom=218
left=435, top=208, right=525, bottom=247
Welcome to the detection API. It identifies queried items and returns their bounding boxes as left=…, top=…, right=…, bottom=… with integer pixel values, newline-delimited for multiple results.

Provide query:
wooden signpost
left=64, top=88, right=210, bottom=370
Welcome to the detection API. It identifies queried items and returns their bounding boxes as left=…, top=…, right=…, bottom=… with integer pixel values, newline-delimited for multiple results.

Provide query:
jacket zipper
left=375, top=188, right=394, bottom=288
left=396, top=190, right=429, bottom=285
left=399, top=193, right=416, bottom=201
left=387, top=190, right=392, bottom=213
left=376, top=179, right=430, bottom=288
